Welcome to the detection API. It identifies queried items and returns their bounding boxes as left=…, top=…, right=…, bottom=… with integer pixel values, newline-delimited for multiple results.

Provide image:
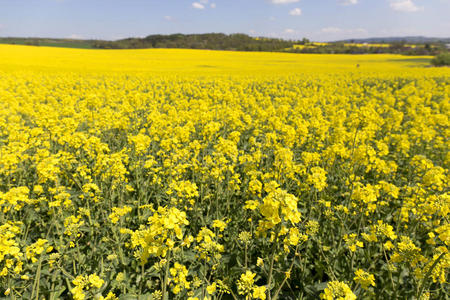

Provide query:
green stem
left=417, top=252, right=446, bottom=299
left=318, top=244, right=337, bottom=281
left=162, top=252, right=171, bottom=300
left=267, top=229, right=280, bottom=300
left=382, top=245, right=395, bottom=292
left=272, top=245, right=299, bottom=300
left=244, top=243, right=248, bottom=269
left=31, top=255, right=43, bottom=300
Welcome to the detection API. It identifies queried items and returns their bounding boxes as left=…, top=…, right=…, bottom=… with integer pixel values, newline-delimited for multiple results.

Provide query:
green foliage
left=92, top=34, right=446, bottom=55
left=0, top=34, right=447, bottom=55
left=431, top=52, right=450, bottom=66
left=290, top=43, right=446, bottom=55
left=92, top=33, right=296, bottom=51
left=0, top=37, right=96, bottom=49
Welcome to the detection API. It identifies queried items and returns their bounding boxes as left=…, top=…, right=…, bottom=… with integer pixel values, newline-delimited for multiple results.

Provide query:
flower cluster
left=129, top=206, right=189, bottom=263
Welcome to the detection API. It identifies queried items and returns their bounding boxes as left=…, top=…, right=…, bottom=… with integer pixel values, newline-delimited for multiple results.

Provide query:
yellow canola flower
left=71, top=274, right=104, bottom=300
left=129, top=206, right=189, bottom=263
left=344, top=234, right=364, bottom=252
left=252, top=285, right=267, bottom=300
left=25, top=238, right=48, bottom=263
left=0, top=187, right=31, bottom=213
left=129, top=133, right=152, bottom=155
left=206, top=282, right=216, bottom=295
left=307, top=167, right=328, bottom=191
left=353, top=269, right=376, bottom=290
left=109, top=205, right=132, bottom=224
left=320, top=281, right=356, bottom=300
left=258, top=188, right=301, bottom=234
left=88, top=273, right=104, bottom=289
left=237, top=271, right=256, bottom=296
left=435, top=224, right=450, bottom=246
left=212, top=219, right=228, bottom=232
left=169, top=262, right=190, bottom=294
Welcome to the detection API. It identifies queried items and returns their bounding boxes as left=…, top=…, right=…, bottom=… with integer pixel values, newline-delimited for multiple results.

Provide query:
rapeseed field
left=0, top=44, right=448, bottom=299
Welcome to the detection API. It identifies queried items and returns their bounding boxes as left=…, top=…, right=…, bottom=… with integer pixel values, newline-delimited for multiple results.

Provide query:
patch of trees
left=289, top=42, right=446, bottom=56
left=431, top=52, right=450, bottom=66
left=92, top=34, right=447, bottom=55
left=2, top=34, right=447, bottom=55
left=93, top=33, right=296, bottom=51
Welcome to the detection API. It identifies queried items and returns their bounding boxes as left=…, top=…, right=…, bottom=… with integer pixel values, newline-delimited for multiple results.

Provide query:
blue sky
left=0, top=0, right=448, bottom=41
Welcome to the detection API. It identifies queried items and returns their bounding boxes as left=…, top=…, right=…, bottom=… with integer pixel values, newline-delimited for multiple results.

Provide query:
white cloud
left=68, top=34, right=84, bottom=39
left=270, top=0, right=300, bottom=4
left=312, top=27, right=369, bottom=41
left=340, top=0, right=358, bottom=5
left=321, top=27, right=342, bottom=33
left=249, top=29, right=257, bottom=34
left=192, top=2, right=205, bottom=9
left=111, top=34, right=131, bottom=41
left=284, top=28, right=295, bottom=34
left=353, top=28, right=368, bottom=34
left=289, top=8, right=302, bottom=15
left=164, top=16, right=173, bottom=21
left=269, top=16, right=276, bottom=21
left=193, top=1, right=215, bottom=10
left=389, top=0, right=422, bottom=12
left=320, top=27, right=368, bottom=35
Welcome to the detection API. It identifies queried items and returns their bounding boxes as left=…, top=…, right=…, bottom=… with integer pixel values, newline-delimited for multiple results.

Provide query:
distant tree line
left=93, top=33, right=296, bottom=52
left=92, top=34, right=448, bottom=55
left=0, top=37, right=97, bottom=49
left=1, top=34, right=448, bottom=55
left=431, top=52, right=450, bottom=66
left=288, top=41, right=447, bottom=56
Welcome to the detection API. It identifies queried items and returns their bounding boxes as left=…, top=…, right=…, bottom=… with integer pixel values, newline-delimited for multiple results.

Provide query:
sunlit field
left=0, top=44, right=440, bottom=75
left=0, top=44, right=448, bottom=299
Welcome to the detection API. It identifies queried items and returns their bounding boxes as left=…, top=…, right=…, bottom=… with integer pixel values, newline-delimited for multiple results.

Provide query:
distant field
left=0, top=38, right=95, bottom=49
left=0, top=44, right=439, bottom=75
left=291, top=42, right=436, bottom=50
left=1, top=36, right=446, bottom=54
